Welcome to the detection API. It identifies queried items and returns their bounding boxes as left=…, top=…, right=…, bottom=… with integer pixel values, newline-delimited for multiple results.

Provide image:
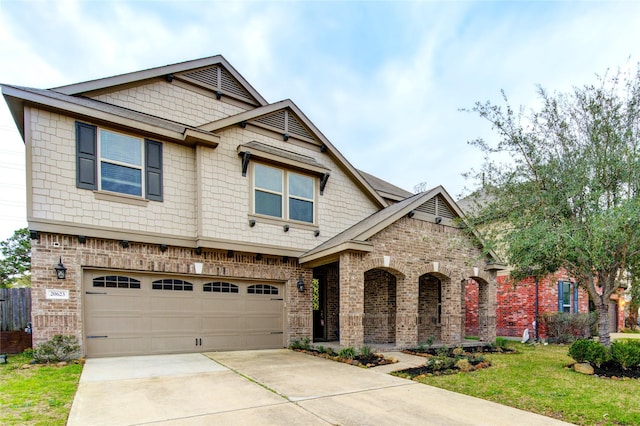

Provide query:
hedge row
left=569, top=339, right=640, bottom=369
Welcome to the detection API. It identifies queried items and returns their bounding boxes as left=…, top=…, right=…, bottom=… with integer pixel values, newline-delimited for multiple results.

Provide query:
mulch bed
left=592, top=362, right=640, bottom=379
left=291, top=349, right=397, bottom=368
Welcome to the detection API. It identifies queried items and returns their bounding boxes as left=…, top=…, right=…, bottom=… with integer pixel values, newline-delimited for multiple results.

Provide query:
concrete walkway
left=67, top=349, right=572, bottom=425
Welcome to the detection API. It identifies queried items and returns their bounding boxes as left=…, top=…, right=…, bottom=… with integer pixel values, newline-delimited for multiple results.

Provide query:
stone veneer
left=30, top=232, right=312, bottom=355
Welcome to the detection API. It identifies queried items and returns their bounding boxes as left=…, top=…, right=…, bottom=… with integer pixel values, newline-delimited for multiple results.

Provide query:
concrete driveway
left=67, top=349, right=572, bottom=425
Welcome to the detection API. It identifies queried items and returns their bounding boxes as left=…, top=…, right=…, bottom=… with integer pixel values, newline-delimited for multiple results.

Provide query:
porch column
left=441, top=276, right=463, bottom=345
left=478, top=271, right=497, bottom=342
left=395, top=273, right=418, bottom=347
left=339, top=252, right=364, bottom=347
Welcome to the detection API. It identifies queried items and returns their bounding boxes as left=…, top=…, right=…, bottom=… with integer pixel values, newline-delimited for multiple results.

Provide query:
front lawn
left=0, top=352, right=83, bottom=425
left=409, top=343, right=640, bottom=425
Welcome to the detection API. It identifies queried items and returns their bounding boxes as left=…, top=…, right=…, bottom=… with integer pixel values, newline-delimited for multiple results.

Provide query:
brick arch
left=361, top=255, right=408, bottom=279
left=464, top=267, right=491, bottom=285
left=415, top=263, right=455, bottom=281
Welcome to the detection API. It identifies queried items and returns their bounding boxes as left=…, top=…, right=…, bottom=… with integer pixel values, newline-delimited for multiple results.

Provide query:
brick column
left=441, top=276, right=463, bottom=345
left=395, top=273, right=418, bottom=347
left=478, top=272, right=497, bottom=342
left=339, top=252, right=364, bottom=347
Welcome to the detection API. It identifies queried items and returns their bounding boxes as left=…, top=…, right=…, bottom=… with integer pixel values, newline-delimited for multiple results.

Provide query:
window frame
left=251, top=162, right=317, bottom=225
left=98, top=129, right=145, bottom=197
left=75, top=121, right=163, bottom=201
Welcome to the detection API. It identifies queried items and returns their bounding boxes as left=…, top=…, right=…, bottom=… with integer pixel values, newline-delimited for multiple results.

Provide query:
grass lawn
left=0, top=352, right=83, bottom=425
left=410, top=342, right=640, bottom=425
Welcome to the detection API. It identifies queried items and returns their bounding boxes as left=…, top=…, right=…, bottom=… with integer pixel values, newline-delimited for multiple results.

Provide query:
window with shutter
left=75, top=122, right=163, bottom=201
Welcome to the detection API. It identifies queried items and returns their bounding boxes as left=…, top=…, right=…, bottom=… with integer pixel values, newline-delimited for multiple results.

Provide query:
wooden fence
left=0, top=288, right=31, bottom=331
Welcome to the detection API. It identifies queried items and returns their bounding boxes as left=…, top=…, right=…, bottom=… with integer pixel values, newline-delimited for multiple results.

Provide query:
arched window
left=203, top=282, right=239, bottom=293
left=152, top=279, right=193, bottom=291
left=247, top=284, right=278, bottom=295
left=93, top=276, right=140, bottom=289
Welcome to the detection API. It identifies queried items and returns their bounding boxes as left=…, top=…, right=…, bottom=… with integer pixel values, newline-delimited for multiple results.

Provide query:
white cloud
left=1, top=0, right=640, bottom=240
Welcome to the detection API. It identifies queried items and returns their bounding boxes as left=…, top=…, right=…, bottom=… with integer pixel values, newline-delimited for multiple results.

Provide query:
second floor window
left=100, top=130, right=143, bottom=196
left=76, top=122, right=163, bottom=201
left=254, top=163, right=314, bottom=223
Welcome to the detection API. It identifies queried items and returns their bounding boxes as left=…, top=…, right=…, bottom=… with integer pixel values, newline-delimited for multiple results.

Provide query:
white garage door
left=83, top=271, right=285, bottom=357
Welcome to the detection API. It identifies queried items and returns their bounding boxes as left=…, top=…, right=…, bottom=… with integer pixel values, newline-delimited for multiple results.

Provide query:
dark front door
left=313, top=276, right=327, bottom=340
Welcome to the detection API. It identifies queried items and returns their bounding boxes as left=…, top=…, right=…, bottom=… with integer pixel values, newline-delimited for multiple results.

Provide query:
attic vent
left=288, top=114, right=314, bottom=140
left=415, top=195, right=456, bottom=219
left=253, top=110, right=315, bottom=141
left=255, top=110, right=286, bottom=130
left=182, top=66, right=256, bottom=104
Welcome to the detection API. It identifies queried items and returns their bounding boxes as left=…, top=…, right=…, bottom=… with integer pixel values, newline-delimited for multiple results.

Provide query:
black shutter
left=76, top=122, right=97, bottom=190
left=145, top=139, right=163, bottom=201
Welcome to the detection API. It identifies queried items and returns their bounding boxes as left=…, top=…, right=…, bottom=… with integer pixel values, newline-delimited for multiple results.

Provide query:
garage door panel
left=86, top=337, right=151, bottom=358
left=84, top=272, right=285, bottom=357
left=151, top=336, right=198, bottom=353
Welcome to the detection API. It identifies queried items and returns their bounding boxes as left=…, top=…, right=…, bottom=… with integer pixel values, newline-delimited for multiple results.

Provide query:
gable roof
left=299, top=185, right=504, bottom=268
left=52, top=55, right=268, bottom=107
left=358, top=169, right=413, bottom=201
left=1, top=84, right=219, bottom=147
left=200, top=99, right=388, bottom=209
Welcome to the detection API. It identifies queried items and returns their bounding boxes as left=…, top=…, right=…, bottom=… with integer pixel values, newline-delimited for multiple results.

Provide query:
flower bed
left=289, top=339, right=397, bottom=368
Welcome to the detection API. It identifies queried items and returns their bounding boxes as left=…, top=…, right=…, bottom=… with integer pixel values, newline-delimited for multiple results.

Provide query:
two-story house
left=2, top=56, right=503, bottom=357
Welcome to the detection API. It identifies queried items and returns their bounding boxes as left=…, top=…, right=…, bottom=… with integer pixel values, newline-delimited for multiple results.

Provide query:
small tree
left=0, top=228, right=31, bottom=288
left=463, top=66, right=640, bottom=346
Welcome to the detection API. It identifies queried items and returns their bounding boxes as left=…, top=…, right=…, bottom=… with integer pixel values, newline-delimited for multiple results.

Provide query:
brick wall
left=466, top=272, right=590, bottom=338
left=30, top=232, right=313, bottom=354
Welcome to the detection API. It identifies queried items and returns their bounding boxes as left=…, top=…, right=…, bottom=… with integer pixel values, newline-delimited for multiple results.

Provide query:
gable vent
left=253, top=110, right=315, bottom=141
left=255, top=110, right=286, bottom=130
left=288, top=114, right=314, bottom=140
left=415, top=195, right=456, bottom=219
left=182, top=66, right=257, bottom=104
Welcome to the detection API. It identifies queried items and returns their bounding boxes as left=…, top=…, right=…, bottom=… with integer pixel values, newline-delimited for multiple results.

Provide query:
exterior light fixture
left=160, top=244, right=168, bottom=252
left=435, top=216, right=442, bottom=224
left=283, top=133, right=290, bottom=141
left=227, top=250, right=234, bottom=258
left=314, top=229, right=320, bottom=237
left=283, top=224, right=290, bottom=232
left=77, top=235, right=87, bottom=244
left=195, top=247, right=203, bottom=255
left=297, top=277, right=305, bottom=292
left=29, top=230, right=39, bottom=240
left=55, top=257, right=67, bottom=280
left=215, top=90, right=223, bottom=100
left=121, top=240, right=129, bottom=248
left=407, top=210, right=415, bottom=218
left=249, top=219, right=256, bottom=227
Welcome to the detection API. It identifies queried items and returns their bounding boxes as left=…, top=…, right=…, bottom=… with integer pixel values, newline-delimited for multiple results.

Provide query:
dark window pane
left=255, top=191, right=282, bottom=217
left=289, top=198, right=313, bottom=222
left=101, top=162, right=142, bottom=196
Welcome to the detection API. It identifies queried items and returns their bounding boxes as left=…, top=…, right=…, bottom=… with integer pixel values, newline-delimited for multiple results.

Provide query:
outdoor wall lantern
left=55, top=257, right=67, bottom=280
left=297, top=277, right=305, bottom=292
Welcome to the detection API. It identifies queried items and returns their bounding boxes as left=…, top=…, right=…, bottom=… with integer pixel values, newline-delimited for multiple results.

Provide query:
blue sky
left=1, top=0, right=640, bottom=240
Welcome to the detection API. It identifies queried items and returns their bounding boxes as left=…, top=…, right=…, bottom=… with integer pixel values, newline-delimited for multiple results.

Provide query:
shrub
left=541, top=312, right=596, bottom=343
left=33, top=335, right=80, bottom=363
left=338, top=347, right=357, bottom=359
left=495, top=337, right=509, bottom=348
left=359, top=345, right=372, bottom=357
left=289, top=337, right=312, bottom=351
left=568, top=339, right=611, bottom=367
left=611, top=339, right=640, bottom=369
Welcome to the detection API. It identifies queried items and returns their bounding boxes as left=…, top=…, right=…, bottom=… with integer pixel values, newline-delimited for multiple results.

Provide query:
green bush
left=33, top=335, right=80, bottom=363
left=289, top=337, right=312, bottom=350
left=359, top=345, right=372, bottom=357
left=495, top=337, right=510, bottom=348
left=611, top=339, right=640, bottom=369
left=338, top=347, right=357, bottom=359
left=568, top=339, right=611, bottom=367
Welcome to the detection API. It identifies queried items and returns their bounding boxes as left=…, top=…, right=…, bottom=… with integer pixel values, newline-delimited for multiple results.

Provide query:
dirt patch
left=592, top=362, right=640, bottom=379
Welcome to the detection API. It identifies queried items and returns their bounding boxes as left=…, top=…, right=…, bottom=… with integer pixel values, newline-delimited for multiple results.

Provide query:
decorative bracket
left=241, top=151, right=251, bottom=177
left=320, top=173, right=330, bottom=195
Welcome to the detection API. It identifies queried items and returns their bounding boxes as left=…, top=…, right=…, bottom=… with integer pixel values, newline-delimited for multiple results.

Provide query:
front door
left=313, top=276, right=327, bottom=340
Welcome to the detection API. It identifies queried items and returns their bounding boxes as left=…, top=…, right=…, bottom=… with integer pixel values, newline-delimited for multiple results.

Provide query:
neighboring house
left=2, top=56, right=503, bottom=357
left=459, top=194, right=621, bottom=340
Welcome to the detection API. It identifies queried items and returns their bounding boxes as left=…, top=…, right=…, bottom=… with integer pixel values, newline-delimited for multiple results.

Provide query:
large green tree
left=0, top=228, right=31, bottom=288
left=463, top=67, right=640, bottom=346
